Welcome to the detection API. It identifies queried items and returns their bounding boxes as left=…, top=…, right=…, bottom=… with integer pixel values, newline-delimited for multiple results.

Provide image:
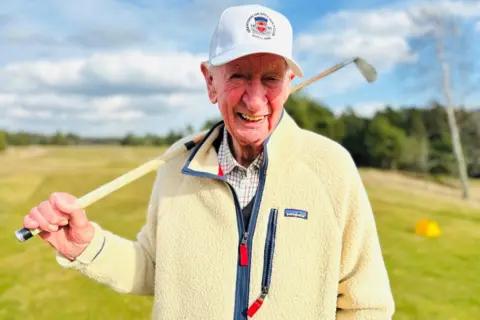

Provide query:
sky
left=1, top=0, right=479, bottom=137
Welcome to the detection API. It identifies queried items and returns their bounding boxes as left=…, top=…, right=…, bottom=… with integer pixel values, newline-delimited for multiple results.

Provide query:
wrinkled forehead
left=224, top=53, right=288, bottom=73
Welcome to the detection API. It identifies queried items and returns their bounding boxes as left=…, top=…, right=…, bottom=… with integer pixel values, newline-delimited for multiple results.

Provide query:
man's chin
left=237, top=135, right=267, bottom=148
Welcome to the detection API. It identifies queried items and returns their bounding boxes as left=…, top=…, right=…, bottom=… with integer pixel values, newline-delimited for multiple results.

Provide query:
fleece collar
left=181, top=108, right=301, bottom=179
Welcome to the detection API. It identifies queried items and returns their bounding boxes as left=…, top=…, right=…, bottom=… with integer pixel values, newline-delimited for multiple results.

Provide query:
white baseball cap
left=208, top=4, right=304, bottom=77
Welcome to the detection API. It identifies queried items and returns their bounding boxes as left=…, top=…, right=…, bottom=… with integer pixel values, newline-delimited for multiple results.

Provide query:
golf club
left=291, top=56, right=377, bottom=93
left=14, top=56, right=377, bottom=242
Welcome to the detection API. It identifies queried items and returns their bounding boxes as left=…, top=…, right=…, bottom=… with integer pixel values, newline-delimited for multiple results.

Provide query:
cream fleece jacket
left=56, top=110, right=395, bottom=319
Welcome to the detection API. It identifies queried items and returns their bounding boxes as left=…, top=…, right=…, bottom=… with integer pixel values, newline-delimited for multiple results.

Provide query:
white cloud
left=1, top=89, right=217, bottom=136
left=294, top=0, right=480, bottom=97
left=6, top=107, right=53, bottom=119
left=411, top=0, right=480, bottom=18
left=0, top=50, right=217, bottom=135
left=320, top=8, right=417, bottom=37
left=1, top=50, right=207, bottom=95
left=0, top=0, right=278, bottom=56
left=8, top=107, right=31, bottom=118
left=0, top=90, right=213, bottom=124
left=77, top=109, right=145, bottom=122
left=295, top=30, right=414, bottom=71
left=297, top=0, right=480, bottom=64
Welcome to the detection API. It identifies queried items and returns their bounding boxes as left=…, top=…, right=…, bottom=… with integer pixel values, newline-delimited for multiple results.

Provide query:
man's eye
left=264, top=76, right=279, bottom=82
left=230, top=73, right=244, bottom=79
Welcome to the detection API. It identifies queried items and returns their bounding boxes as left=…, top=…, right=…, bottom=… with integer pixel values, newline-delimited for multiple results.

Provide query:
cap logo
left=245, top=12, right=276, bottom=40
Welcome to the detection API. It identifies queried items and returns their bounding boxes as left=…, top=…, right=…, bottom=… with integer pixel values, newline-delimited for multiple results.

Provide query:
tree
left=398, top=7, right=477, bottom=199
left=376, top=106, right=406, bottom=129
left=121, top=132, right=141, bottom=146
left=400, top=109, right=430, bottom=173
left=365, top=115, right=406, bottom=170
left=0, top=131, right=7, bottom=153
left=51, top=131, right=69, bottom=145
left=285, top=93, right=344, bottom=142
left=202, top=118, right=222, bottom=131
left=339, top=107, right=370, bottom=166
left=7, top=131, right=30, bottom=145
left=458, top=110, right=480, bottom=177
left=435, top=18, right=470, bottom=198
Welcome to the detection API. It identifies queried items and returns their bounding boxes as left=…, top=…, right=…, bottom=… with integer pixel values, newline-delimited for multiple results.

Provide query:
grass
left=1, top=146, right=479, bottom=319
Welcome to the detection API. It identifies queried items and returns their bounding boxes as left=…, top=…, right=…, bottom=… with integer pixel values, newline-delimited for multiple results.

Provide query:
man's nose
left=243, top=78, right=267, bottom=112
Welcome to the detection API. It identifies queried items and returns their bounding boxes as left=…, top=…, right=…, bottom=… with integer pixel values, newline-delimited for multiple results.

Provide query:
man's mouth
left=238, top=113, right=265, bottom=122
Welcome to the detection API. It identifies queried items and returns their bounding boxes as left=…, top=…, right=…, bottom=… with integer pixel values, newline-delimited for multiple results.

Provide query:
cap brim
left=209, top=46, right=304, bottom=78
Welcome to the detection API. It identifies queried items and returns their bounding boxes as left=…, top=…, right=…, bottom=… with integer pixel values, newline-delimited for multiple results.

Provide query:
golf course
left=1, top=145, right=479, bottom=319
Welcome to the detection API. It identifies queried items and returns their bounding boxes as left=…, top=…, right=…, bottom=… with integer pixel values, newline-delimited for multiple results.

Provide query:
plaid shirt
left=218, top=127, right=264, bottom=209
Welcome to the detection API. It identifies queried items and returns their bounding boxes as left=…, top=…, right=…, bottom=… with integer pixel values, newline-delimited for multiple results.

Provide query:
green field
left=1, top=146, right=479, bottom=319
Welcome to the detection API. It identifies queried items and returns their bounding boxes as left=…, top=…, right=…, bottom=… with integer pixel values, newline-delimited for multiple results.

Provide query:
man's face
left=201, top=53, right=295, bottom=150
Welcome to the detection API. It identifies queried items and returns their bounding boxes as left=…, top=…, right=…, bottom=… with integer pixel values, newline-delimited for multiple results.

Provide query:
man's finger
left=29, top=207, right=58, bottom=232
left=39, top=200, right=69, bottom=226
left=23, top=215, right=39, bottom=230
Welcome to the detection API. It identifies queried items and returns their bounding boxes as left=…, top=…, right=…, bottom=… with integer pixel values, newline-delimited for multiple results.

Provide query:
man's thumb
left=52, top=193, right=89, bottom=228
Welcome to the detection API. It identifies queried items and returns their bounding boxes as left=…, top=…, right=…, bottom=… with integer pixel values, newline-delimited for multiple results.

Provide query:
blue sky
left=1, top=0, right=479, bottom=137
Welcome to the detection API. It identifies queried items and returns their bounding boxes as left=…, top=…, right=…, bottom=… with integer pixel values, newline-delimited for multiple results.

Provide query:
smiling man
left=22, top=4, right=395, bottom=320
left=201, top=53, right=294, bottom=169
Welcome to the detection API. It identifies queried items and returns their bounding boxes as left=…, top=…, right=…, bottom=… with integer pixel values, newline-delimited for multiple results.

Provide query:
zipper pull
left=247, top=289, right=268, bottom=318
left=239, top=232, right=248, bottom=266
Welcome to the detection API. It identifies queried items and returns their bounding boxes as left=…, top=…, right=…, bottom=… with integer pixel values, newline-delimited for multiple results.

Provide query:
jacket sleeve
left=55, top=168, right=163, bottom=296
left=335, top=158, right=395, bottom=319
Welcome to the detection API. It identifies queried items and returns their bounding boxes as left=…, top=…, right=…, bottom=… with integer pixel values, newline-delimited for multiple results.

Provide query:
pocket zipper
left=247, top=208, right=278, bottom=318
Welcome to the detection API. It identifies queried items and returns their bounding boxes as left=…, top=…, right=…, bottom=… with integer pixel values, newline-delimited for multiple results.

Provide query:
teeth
left=239, top=113, right=264, bottom=121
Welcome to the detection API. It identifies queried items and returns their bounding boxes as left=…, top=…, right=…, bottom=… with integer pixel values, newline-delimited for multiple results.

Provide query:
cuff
left=56, top=222, right=106, bottom=268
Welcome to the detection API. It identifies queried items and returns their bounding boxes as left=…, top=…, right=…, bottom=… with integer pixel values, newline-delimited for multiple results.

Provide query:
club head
left=353, top=57, right=377, bottom=83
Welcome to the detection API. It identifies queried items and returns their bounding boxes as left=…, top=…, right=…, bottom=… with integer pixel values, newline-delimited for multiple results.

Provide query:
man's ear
left=200, top=62, right=218, bottom=104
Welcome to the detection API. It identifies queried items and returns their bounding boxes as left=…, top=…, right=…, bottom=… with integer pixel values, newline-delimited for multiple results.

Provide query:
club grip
left=12, top=135, right=203, bottom=244
left=15, top=227, right=40, bottom=242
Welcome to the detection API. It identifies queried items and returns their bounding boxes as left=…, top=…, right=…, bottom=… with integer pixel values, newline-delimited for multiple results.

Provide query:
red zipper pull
left=247, top=290, right=268, bottom=318
left=239, top=232, right=248, bottom=266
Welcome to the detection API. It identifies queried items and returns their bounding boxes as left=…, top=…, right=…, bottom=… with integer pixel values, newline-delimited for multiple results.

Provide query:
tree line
left=1, top=93, right=479, bottom=179
left=283, top=94, right=479, bottom=179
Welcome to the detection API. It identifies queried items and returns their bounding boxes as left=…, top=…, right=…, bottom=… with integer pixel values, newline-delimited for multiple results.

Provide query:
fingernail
left=59, top=220, right=69, bottom=226
left=48, top=224, right=58, bottom=231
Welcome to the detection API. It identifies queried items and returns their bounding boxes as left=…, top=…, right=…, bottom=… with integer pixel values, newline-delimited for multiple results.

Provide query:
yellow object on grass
left=415, top=219, right=441, bottom=238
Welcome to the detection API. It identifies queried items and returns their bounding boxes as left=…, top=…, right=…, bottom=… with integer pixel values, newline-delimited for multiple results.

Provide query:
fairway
left=1, top=146, right=479, bottom=319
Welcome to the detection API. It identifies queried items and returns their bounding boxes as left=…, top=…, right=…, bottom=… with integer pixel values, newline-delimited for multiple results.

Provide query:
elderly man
left=22, top=4, right=394, bottom=320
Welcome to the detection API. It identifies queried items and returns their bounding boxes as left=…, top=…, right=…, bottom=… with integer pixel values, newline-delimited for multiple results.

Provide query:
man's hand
left=23, top=192, right=95, bottom=260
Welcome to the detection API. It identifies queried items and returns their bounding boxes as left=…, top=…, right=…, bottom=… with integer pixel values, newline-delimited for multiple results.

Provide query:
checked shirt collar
left=218, top=126, right=265, bottom=175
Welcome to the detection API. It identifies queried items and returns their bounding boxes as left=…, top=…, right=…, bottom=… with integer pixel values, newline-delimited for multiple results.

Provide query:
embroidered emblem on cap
left=245, top=13, right=276, bottom=40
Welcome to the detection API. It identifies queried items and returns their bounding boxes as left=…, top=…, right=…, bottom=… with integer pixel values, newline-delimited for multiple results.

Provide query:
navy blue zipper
left=246, top=208, right=278, bottom=318
left=230, top=186, right=248, bottom=320
left=232, top=157, right=269, bottom=320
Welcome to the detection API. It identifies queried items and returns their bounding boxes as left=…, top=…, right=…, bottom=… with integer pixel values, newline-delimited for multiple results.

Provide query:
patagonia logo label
left=284, top=208, right=308, bottom=219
